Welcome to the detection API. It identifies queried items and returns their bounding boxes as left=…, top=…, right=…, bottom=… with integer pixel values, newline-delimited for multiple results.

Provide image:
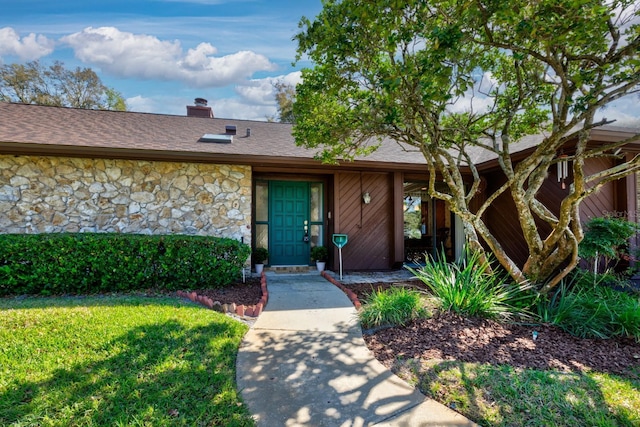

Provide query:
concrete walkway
left=236, top=272, right=477, bottom=427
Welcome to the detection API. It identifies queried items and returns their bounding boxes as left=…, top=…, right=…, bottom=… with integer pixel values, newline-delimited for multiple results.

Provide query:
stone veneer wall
left=0, top=155, right=252, bottom=242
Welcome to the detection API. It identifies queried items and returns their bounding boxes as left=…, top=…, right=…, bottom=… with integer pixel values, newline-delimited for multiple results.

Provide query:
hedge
left=0, top=233, right=251, bottom=296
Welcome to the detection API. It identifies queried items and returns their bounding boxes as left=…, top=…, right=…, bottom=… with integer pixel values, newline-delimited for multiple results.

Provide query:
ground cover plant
left=358, top=287, right=428, bottom=329
left=0, top=295, right=255, bottom=427
left=538, top=278, right=640, bottom=340
left=406, top=251, right=532, bottom=321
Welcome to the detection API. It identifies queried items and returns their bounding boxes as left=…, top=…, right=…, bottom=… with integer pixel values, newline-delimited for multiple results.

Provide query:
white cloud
left=61, top=26, right=276, bottom=88
left=234, top=71, right=302, bottom=105
left=126, top=95, right=186, bottom=114
left=596, top=95, right=640, bottom=128
left=444, top=71, right=504, bottom=115
left=0, top=27, right=54, bottom=61
left=213, top=96, right=276, bottom=121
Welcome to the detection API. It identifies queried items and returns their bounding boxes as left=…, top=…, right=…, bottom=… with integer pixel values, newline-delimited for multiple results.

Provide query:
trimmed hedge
left=0, top=233, right=251, bottom=296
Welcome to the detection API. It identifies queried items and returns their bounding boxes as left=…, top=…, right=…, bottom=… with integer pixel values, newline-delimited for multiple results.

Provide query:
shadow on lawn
left=1, top=319, right=254, bottom=426
left=403, top=359, right=639, bottom=427
left=366, top=311, right=640, bottom=426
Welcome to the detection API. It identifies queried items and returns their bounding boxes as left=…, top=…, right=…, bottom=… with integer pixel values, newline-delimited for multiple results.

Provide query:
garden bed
left=347, top=281, right=640, bottom=378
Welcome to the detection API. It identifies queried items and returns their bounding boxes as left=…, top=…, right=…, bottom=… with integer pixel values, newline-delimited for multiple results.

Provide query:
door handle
left=303, top=220, right=309, bottom=242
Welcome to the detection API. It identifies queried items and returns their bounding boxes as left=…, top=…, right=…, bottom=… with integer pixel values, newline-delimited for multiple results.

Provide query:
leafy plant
left=407, top=249, right=533, bottom=320
left=0, top=233, right=250, bottom=296
left=579, top=216, right=639, bottom=274
left=294, top=0, right=640, bottom=292
left=538, top=278, right=640, bottom=340
left=310, top=245, right=328, bottom=262
left=253, top=247, right=269, bottom=264
left=570, top=268, right=635, bottom=293
left=359, top=287, right=428, bottom=328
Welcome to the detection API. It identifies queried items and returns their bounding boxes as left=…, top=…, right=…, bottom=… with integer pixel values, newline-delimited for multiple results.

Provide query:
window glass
left=310, top=183, right=322, bottom=222
left=255, top=181, right=268, bottom=222
left=404, top=191, right=424, bottom=239
left=310, top=224, right=322, bottom=247
left=255, top=224, right=268, bottom=250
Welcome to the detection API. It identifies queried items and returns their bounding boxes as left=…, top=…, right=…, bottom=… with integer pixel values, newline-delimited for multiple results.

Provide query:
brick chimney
left=187, top=98, right=214, bottom=118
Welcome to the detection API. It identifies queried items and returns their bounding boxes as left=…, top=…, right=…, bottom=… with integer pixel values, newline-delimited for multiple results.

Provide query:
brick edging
left=176, top=271, right=268, bottom=318
left=320, top=271, right=361, bottom=310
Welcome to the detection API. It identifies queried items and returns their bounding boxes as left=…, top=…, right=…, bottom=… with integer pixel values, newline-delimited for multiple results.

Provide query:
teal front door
left=269, top=181, right=310, bottom=265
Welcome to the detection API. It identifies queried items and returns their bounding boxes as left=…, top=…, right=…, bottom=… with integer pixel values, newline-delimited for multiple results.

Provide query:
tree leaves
left=293, top=0, right=640, bottom=291
left=0, top=60, right=127, bottom=111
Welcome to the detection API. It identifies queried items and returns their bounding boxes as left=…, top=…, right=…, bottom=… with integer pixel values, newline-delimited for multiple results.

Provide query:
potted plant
left=311, top=246, right=329, bottom=272
left=253, top=247, right=268, bottom=274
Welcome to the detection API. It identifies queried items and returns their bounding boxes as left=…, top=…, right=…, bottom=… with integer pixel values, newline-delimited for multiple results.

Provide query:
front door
left=269, top=181, right=310, bottom=265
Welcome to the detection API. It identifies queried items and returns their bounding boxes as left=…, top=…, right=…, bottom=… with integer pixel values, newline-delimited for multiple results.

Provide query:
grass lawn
left=355, top=280, right=640, bottom=426
left=393, top=356, right=640, bottom=427
left=0, top=295, right=255, bottom=427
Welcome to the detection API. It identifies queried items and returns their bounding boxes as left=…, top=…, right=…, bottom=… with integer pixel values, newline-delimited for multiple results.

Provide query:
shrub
left=570, top=268, right=636, bottom=293
left=310, top=245, right=328, bottom=262
left=407, top=249, right=533, bottom=320
left=579, top=216, right=639, bottom=273
left=0, top=233, right=250, bottom=296
left=253, top=247, right=269, bottom=264
left=538, top=279, right=640, bottom=340
left=359, top=287, right=428, bottom=328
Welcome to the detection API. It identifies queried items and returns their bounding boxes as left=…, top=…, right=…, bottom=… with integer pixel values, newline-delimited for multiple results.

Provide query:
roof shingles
left=2, top=102, right=637, bottom=170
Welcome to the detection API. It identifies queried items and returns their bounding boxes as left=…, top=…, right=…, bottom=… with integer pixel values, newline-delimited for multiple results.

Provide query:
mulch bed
left=347, top=281, right=640, bottom=378
left=190, top=278, right=640, bottom=378
left=190, top=277, right=262, bottom=307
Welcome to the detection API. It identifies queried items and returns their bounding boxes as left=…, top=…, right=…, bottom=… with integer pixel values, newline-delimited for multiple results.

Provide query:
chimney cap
left=194, top=97, right=208, bottom=106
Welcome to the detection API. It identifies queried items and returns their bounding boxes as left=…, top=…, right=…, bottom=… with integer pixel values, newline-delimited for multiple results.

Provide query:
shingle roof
left=0, top=102, right=428, bottom=170
left=1, top=102, right=638, bottom=171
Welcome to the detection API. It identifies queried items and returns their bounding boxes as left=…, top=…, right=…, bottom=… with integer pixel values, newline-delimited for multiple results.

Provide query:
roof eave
left=0, top=141, right=430, bottom=172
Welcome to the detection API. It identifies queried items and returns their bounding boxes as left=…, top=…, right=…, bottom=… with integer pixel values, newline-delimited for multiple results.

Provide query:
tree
left=293, top=0, right=640, bottom=293
left=0, top=60, right=127, bottom=111
left=273, top=80, right=296, bottom=123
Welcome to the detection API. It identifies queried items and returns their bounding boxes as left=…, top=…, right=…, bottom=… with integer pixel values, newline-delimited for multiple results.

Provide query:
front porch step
left=268, top=266, right=315, bottom=274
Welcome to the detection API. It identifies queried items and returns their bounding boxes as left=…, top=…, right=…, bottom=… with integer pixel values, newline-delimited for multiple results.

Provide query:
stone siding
left=0, top=155, right=252, bottom=242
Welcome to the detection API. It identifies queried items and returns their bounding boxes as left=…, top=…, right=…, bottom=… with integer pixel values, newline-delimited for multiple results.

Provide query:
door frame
left=253, top=175, right=328, bottom=267
left=268, top=180, right=311, bottom=266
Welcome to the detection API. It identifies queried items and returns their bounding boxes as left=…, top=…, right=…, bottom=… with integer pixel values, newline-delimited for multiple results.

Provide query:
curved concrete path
left=236, top=272, right=477, bottom=426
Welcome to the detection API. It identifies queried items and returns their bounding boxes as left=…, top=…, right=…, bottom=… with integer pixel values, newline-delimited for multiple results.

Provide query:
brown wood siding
left=581, top=157, right=616, bottom=222
left=334, top=172, right=393, bottom=270
left=483, top=176, right=526, bottom=266
left=392, top=172, right=405, bottom=266
left=483, top=157, right=618, bottom=267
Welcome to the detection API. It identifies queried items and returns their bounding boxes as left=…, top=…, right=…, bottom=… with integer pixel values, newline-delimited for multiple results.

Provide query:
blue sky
left=0, top=0, right=323, bottom=120
left=1, top=1, right=639, bottom=125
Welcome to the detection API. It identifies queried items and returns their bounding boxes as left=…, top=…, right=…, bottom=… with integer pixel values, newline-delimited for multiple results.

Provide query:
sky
left=0, top=0, right=323, bottom=120
left=1, top=0, right=639, bottom=125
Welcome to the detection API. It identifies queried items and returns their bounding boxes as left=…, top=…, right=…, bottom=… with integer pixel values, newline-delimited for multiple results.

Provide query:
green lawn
left=0, top=295, right=255, bottom=427
left=395, top=358, right=640, bottom=427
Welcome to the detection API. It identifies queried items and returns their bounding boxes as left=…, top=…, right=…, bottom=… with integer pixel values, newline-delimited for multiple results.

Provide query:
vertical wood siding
left=483, top=158, right=618, bottom=267
left=335, top=172, right=393, bottom=270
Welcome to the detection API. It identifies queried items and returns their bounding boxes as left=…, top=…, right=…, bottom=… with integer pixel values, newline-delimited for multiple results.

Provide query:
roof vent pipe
left=246, top=128, right=251, bottom=137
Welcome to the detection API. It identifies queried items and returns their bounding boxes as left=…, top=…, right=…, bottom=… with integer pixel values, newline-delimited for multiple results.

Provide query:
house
left=1, top=101, right=638, bottom=271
